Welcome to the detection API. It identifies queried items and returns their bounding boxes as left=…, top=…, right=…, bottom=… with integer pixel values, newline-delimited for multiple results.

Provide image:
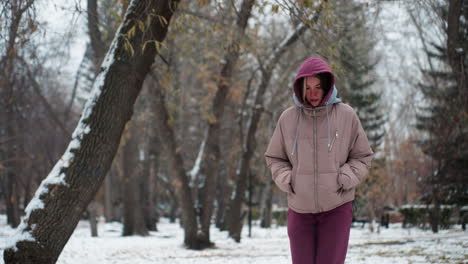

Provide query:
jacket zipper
left=292, top=110, right=301, bottom=194
left=328, top=129, right=339, bottom=152
left=313, top=110, right=319, bottom=212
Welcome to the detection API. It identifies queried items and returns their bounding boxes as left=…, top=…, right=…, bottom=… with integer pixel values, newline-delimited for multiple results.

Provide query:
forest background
left=1, top=0, right=466, bottom=262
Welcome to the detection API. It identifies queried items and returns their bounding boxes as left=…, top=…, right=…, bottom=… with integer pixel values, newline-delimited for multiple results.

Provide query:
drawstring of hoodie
left=291, top=104, right=332, bottom=156
left=291, top=107, right=302, bottom=156
left=326, top=103, right=331, bottom=150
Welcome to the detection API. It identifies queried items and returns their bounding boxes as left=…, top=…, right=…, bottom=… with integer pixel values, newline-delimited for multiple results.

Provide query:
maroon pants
left=287, top=202, right=353, bottom=264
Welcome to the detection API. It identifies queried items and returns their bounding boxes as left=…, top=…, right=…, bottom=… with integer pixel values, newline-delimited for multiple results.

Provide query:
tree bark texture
left=3, top=1, right=180, bottom=262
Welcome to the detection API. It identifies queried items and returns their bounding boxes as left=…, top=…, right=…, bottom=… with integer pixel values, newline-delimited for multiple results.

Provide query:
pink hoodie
left=293, top=57, right=335, bottom=107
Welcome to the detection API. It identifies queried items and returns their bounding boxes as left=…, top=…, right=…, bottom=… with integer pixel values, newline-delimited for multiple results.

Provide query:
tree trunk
left=6, top=173, right=20, bottom=228
left=169, top=198, right=178, bottom=224
left=136, top=141, right=152, bottom=234
left=143, top=83, right=161, bottom=231
left=134, top=172, right=150, bottom=236
left=4, top=105, right=20, bottom=228
left=87, top=200, right=98, bottom=237
left=3, top=1, right=180, bottom=262
left=215, top=167, right=228, bottom=230
left=23, top=170, right=32, bottom=214
left=430, top=192, right=440, bottom=233
left=87, top=0, right=114, bottom=229
left=149, top=73, right=206, bottom=249
left=140, top=145, right=153, bottom=231
left=199, top=0, right=256, bottom=244
left=122, top=130, right=136, bottom=235
left=122, top=123, right=148, bottom=236
left=367, top=200, right=376, bottom=233
left=446, top=0, right=467, bottom=113
left=104, top=165, right=122, bottom=222
left=122, top=165, right=135, bottom=236
left=103, top=169, right=114, bottom=222
left=260, top=178, right=273, bottom=228
left=149, top=133, right=160, bottom=226
left=142, top=134, right=158, bottom=231
left=86, top=0, right=107, bottom=72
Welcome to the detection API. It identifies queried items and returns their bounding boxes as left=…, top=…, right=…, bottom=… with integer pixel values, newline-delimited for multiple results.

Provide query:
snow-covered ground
left=1, top=215, right=466, bottom=264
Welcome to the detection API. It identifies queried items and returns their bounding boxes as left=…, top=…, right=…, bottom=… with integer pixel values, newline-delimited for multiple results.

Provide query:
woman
left=264, top=57, right=373, bottom=264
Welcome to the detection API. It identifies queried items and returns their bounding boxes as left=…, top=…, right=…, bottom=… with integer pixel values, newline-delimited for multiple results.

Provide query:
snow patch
left=3, top=221, right=35, bottom=252
left=2, top=215, right=465, bottom=263
left=189, top=132, right=207, bottom=182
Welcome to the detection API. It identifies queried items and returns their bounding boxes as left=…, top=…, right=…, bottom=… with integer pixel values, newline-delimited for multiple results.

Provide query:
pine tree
left=415, top=1, right=468, bottom=232
left=334, top=1, right=386, bottom=230
left=335, top=2, right=385, bottom=151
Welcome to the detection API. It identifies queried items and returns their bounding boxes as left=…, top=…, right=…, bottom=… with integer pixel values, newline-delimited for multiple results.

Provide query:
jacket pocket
left=337, top=166, right=354, bottom=190
left=291, top=164, right=297, bottom=194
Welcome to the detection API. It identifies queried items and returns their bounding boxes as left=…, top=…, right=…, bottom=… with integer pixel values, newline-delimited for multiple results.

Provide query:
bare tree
left=0, top=0, right=35, bottom=229
left=146, top=0, right=256, bottom=248
left=196, top=0, right=256, bottom=245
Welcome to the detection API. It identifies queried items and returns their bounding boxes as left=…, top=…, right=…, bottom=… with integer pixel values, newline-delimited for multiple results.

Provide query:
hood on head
left=292, top=57, right=340, bottom=107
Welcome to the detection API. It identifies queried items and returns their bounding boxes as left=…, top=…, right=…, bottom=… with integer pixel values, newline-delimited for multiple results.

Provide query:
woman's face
left=304, top=76, right=324, bottom=107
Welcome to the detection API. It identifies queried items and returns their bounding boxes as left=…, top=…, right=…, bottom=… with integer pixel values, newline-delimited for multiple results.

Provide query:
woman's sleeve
left=264, top=118, right=293, bottom=194
left=338, top=112, right=374, bottom=190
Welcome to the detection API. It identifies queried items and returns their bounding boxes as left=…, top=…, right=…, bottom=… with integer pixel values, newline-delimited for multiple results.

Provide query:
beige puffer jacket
left=265, top=102, right=373, bottom=213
